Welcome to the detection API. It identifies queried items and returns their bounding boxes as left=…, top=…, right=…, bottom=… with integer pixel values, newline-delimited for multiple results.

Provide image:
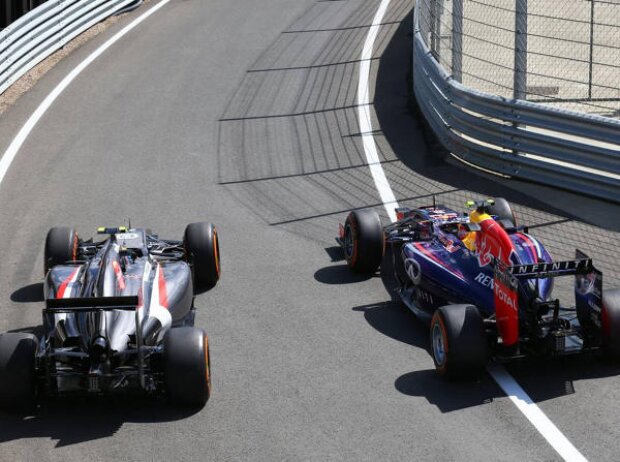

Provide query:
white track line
left=488, top=365, right=587, bottom=462
left=357, top=0, right=398, bottom=222
left=0, top=0, right=172, bottom=188
left=357, top=1, right=587, bottom=461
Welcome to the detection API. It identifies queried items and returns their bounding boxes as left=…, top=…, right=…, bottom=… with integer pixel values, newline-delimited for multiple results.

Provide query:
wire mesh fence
left=417, top=0, right=620, bottom=119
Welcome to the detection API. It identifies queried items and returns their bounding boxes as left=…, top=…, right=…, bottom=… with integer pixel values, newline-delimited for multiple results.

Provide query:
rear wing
left=509, top=253, right=594, bottom=279
left=493, top=250, right=603, bottom=347
left=45, top=296, right=139, bottom=313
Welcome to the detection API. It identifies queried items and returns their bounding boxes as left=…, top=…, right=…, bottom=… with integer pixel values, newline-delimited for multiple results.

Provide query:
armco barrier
left=0, top=0, right=141, bottom=96
left=413, top=2, right=620, bottom=203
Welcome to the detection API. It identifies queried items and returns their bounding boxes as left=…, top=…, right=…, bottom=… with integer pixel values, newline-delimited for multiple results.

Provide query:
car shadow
left=0, top=397, right=201, bottom=447
left=503, top=356, right=620, bottom=403
left=10, top=283, right=44, bottom=303
left=314, top=264, right=376, bottom=285
left=352, top=300, right=427, bottom=351
left=355, top=243, right=620, bottom=410
left=395, top=369, right=503, bottom=413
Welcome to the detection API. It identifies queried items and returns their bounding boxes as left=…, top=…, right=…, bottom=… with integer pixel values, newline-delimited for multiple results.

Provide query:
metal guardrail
left=0, top=0, right=140, bottom=96
left=413, top=2, right=620, bottom=203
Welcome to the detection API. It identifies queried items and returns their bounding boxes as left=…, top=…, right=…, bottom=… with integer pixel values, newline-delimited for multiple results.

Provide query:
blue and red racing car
left=338, top=198, right=620, bottom=378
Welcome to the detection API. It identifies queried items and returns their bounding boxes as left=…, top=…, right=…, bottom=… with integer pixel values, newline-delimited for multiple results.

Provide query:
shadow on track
left=395, top=369, right=502, bottom=413
left=504, top=357, right=620, bottom=403
left=10, top=283, right=44, bottom=303
left=0, top=398, right=199, bottom=447
left=314, top=264, right=375, bottom=285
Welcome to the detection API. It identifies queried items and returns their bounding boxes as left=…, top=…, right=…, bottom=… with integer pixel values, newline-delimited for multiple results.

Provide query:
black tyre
left=163, top=327, right=211, bottom=407
left=430, top=305, right=488, bottom=379
left=343, top=209, right=384, bottom=274
left=602, top=289, right=620, bottom=357
left=487, top=197, right=516, bottom=227
left=0, top=333, right=38, bottom=411
left=184, top=222, right=220, bottom=291
left=44, top=227, right=79, bottom=274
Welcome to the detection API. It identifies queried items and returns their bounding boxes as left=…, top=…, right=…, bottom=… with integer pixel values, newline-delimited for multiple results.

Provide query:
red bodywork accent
left=476, top=219, right=515, bottom=267
left=494, top=274, right=519, bottom=346
left=112, top=260, right=126, bottom=291
left=56, top=268, right=79, bottom=299
left=339, top=223, right=345, bottom=240
left=478, top=218, right=520, bottom=346
left=158, top=265, right=169, bottom=309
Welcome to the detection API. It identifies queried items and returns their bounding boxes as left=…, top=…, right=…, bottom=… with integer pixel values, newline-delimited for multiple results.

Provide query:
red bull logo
left=475, top=218, right=516, bottom=268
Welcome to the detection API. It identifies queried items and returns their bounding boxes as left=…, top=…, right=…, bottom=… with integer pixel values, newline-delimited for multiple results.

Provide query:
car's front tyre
left=184, top=222, right=220, bottom=291
left=343, top=209, right=384, bottom=274
left=44, top=227, right=79, bottom=274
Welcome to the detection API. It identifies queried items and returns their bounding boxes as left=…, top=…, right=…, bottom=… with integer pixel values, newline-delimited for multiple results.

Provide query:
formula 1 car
left=0, top=223, right=220, bottom=411
left=338, top=198, right=620, bottom=378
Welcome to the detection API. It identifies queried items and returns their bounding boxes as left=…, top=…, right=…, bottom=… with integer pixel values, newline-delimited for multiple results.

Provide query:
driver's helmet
left=416, top=221, right=432, bottom=240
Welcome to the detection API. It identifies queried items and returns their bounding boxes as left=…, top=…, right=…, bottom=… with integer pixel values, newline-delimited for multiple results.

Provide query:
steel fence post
left=430, top=0, right=443, bottom=59
left=588, top=0, right=595, bottom=100
left=514, top=0, right=528, bottom=101
left=452, top=0, right=463, bottom=82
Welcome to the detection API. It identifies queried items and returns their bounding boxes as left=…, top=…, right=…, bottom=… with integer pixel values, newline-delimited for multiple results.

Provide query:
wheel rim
left=432, top=322, right=446, bottom=366
left=344, top=224, right=354, bottom=259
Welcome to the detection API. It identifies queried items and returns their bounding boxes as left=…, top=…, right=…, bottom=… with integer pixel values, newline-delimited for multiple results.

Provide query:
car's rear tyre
left=488, top=197, right=516, bottom=227
left=343, top=209, right=384, bottom=274
left=0, top=333, right=38, bottom=412
left=163, top=327, right=211, bottom=407
left=44, top=227, right=79, bottom=274
left=602, top=289, right=620, bottom=357
left=184, top=222, right=220, bottom=291
left=430, top=305, right=488, bottom=379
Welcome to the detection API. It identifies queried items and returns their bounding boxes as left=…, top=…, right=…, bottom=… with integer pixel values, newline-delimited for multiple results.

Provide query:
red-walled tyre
left=163, top=327, right=211, bottom=407
left=602, top=289, right=620, bottom=357
left=343, top=209, right=384, bottom=274
left=430, top=305, right=488, bottom=380
left=184, top=222, right=220, bottom=291
left=44, top=227, right=79, bottom=275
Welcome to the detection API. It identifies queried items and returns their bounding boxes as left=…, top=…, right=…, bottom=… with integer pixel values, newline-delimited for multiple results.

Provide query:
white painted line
left=357, top=1, right=588, bottom=461
left=0, top=0, right=172, bottom=188
left=357, top=0, right=398, bottom=222
left=488, top=364, right=587, bottom=462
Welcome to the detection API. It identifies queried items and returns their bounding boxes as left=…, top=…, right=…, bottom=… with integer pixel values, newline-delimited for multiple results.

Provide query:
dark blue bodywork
left=387, top=206, right=553, bottom=322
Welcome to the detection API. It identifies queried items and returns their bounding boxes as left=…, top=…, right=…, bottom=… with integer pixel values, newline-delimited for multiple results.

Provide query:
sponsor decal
left=116, top=232, right=139, bottom=241
left=439, top=236, right=460, bottom=253
left=576, top=272, right=597, bottom=296
left=474, top=272, right=494, bottom=289
left=511, top=259, right=592, bottom=276
left=495, top=283, right=517, bottom=311
left=477, top=233, right=502, bottom=267
left=494, top=261, right=520, bottom=345
left=404, top=257, right=422, bottom=285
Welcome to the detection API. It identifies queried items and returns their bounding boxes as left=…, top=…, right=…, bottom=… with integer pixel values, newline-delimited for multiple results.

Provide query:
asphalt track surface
left=0, top=1, right=619, bottom=460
